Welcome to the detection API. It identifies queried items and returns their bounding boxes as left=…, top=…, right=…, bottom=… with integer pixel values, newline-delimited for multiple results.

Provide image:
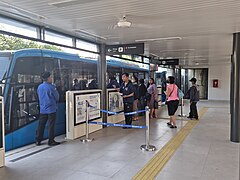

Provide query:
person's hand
left=122, top=95, right=127, bottom=98
left=113, top=85, right=116, bottom=89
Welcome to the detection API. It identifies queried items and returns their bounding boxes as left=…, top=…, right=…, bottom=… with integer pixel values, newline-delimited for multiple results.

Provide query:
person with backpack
left=186, top=77, right=199, bottom=120
left=166, top=76, right=179, bottom=128
left=132, top=75, right=139, bottom=121
left=147, top=78, right=158, bottom=118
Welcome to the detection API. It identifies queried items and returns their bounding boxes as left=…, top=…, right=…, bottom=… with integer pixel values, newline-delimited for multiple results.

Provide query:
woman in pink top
left=166, top=76, right=179, bottom=128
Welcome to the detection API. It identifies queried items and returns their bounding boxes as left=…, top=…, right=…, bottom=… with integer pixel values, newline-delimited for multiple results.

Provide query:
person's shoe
left=167, top=122, right=172, bottom=126
left=48, top=140, right=60, bottom=146
left=170, top=125, right=177, bottom=128
left=35, top=141, right=41, bottom=146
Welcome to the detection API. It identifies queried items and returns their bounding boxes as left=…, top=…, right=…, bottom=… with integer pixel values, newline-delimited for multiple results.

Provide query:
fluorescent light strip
left=73, top=29, right=107, bottom=40
left=135, top=37, right=182, bottom=42
left=160, top=49, right=195, bottom=53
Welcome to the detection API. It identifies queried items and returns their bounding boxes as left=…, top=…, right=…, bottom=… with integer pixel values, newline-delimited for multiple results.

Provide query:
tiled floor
left=0, top=101, right=238, bottom=180
left=156, top=101, right=239, bottom=180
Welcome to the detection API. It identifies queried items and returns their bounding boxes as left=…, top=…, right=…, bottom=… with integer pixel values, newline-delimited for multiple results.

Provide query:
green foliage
left=0, top=34, right=62, bottom=51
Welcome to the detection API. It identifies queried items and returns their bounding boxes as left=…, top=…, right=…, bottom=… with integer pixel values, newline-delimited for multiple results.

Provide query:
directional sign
left=106, top=43, right=144, bottom=55
left=158, top=59, right=179, bottom=66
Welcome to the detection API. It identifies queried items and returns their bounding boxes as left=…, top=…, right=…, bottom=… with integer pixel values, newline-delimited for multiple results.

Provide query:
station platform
left=0, top=101, right=238, bottom=180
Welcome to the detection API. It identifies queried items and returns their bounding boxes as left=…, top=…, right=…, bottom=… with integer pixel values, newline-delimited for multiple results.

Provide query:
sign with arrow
left=106, top=43, right=144, bottom=55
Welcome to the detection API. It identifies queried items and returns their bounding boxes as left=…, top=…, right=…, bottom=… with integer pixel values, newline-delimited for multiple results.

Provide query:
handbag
left=178, top=88, right=184, bottom=99
left=145, top=92, right=152, bottom=101
left=154, top=100, right=158, bottom=109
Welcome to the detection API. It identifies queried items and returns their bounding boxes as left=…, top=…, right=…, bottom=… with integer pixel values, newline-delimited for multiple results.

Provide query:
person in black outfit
left=139, top=79, right=147, bottom=115
left=186, top=78, right=199, bottom=120
left=107, top=76, right=120, bottom=89
left=114, top=72, right=134, bottom=128
left=71, top=79, right=80, bottom=90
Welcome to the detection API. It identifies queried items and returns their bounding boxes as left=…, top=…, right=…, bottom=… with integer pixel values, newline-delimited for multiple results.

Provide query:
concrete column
left=230, top=33, right=240, bottom=143
left=98, top=44, right=107, bottom=124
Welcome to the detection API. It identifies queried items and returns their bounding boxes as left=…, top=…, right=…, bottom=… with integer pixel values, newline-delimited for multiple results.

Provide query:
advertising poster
left=108, top=91, right=124, bottom=114
left=75, top=93, right=101, bottom=124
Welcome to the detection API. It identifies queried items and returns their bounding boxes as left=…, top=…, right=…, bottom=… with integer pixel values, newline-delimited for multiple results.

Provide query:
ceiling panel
left=1, top=0, right=240, bottom=66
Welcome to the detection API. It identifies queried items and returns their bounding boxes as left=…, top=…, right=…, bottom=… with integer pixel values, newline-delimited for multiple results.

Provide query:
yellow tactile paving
left=132, top=107, right=209, bottom=180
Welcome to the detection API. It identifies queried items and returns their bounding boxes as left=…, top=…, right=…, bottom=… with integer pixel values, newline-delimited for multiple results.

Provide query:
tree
left=0, top=34, right=62, bottom=51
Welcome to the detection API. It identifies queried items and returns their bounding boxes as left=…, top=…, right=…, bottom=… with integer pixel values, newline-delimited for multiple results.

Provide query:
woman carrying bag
left=166, top=76, right=179, bottom=128
left=147, top=78, right=158, bottom=118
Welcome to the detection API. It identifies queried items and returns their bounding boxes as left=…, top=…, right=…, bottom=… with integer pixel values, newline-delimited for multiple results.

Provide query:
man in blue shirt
left=114, top=73, right=134, bottom=128
left=36, top=72, right=60, bottom=146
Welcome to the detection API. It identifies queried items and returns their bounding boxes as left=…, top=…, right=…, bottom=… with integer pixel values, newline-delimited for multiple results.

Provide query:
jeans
left=36, top=113, right=56, bottom=143
left=189, top=102, right=198, bottom=119
left=124, top=103, right=133, bottom=125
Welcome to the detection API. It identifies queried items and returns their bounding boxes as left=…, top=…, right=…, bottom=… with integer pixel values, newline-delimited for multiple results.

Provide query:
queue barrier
left=81, top=101, right=156, bottom=151
left=89, top=121, right=147, bottom=129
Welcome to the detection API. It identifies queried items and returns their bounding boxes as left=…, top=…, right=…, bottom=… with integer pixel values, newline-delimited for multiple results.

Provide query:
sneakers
left=48, top=140, right=60, bottom=146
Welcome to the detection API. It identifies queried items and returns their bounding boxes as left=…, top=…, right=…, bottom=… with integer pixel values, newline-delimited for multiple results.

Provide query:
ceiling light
left=117, top=21, right=131, bottom=28
left=195, top=62, right=200, bottom=65
left=135, top=37, right=182, bottom=42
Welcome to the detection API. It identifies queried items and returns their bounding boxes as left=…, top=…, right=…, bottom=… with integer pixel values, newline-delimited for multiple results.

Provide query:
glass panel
left=121, top=55, right=132, bottom=60
left=0, top=17, right=37, bottom=38
left=143, top=57, right=150, bottom=63
left=133, top=55, right=142, bottom=62
left=76, top=39, right=98, bottom=52
left=45, top=30, right=73, bottom=46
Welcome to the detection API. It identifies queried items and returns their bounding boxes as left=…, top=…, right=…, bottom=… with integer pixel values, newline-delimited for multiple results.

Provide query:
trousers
left=36, top=113, right=56, bottom=143
left=124, top=102, right=133, bottom=125
left=189, top=102, right=198, bottom=119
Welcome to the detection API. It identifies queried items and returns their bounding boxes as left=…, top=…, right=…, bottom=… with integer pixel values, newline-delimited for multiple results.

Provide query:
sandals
left=170, top=125, right=177, bottom=128
left=167, top=122, right=172, bottom=126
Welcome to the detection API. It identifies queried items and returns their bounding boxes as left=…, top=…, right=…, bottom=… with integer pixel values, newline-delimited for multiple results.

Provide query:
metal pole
left=81, top=100, right=94, bottom=143
left=178, top=98, right=186, bottom=118
left=140, top=106, right=156, bottom=151
left=231, top=33, right=240, bottom=143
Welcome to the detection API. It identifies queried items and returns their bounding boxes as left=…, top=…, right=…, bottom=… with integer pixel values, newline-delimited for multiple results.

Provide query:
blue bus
left=0, top=49, right=149, bottom=151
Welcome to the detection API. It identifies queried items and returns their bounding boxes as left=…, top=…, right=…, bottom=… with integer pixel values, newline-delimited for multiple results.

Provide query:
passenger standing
left=132, top=75, right=139, bottom=121
left=139, top=79, right=147, bottom=116
left=36, top=72, right=60, bottom=146
left=166, top=76, right=179, bottom=128
left=147, top=78, right=158, bottom=118
left=186, top=78, right=199, bottom=120
left=71, top=79, right=80, bottom=90
left=88, top=79, right=98, bottom=89
left=114, top=73, right=134, bottom=128
left=107, top=76, right=120, bottom=89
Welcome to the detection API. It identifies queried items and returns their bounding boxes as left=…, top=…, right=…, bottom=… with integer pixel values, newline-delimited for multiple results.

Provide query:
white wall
left=208, top=64, right=231, bottom=100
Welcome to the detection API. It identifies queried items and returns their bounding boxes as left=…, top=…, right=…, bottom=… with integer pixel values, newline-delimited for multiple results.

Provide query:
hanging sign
left=106, top=43, right=144, bottom=55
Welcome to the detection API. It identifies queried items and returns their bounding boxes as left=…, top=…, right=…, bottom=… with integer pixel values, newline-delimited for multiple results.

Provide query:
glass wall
left=0, top=17, right=37, bottom=38
left=45, top=30, right=73, bottom=47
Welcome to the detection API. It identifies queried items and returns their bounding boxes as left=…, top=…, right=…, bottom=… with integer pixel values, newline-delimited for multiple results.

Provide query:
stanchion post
left=140, top=106, right=156, bottom=151
left=81, top=100, right=94, bottom=143
left=178, top=98, right=186, bottom=118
